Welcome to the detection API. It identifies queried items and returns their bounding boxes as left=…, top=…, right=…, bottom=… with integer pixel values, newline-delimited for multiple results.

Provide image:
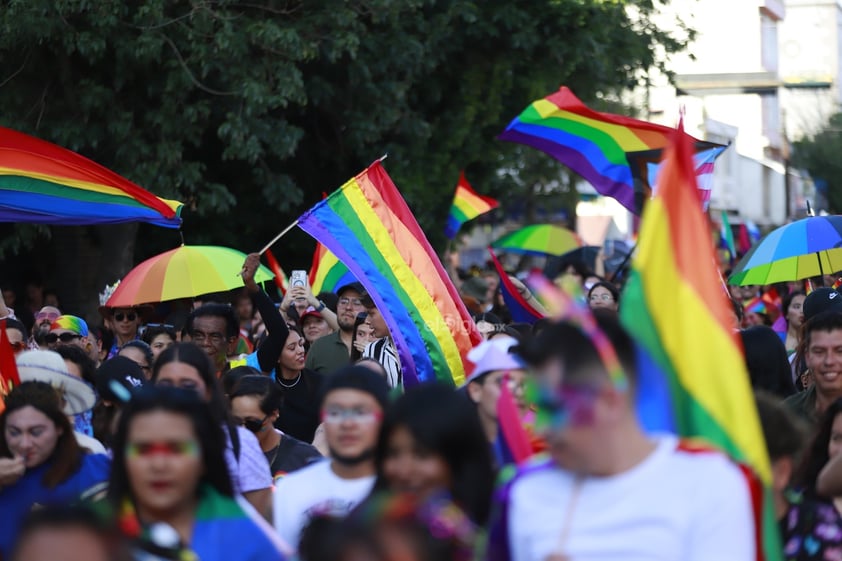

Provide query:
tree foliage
left=0, top=0, right=691, bottom=314
left=792, top=112, right=842, bottom=213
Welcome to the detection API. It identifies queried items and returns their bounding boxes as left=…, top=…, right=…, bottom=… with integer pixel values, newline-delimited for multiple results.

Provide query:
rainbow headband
left=50, top=315, right=89, bottom=337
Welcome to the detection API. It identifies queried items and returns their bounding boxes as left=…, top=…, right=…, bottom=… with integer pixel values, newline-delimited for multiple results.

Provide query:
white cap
left=463, top=336, right=524, bottom=386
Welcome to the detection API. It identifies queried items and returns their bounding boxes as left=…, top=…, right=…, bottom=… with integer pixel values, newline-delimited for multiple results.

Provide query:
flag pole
left=256, top=154, right=388, bottom=257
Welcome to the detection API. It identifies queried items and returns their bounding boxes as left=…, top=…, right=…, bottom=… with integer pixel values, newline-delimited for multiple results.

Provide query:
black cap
left=803, top=288, right=842, bottom=322
left=319, top=365, right=391, bottom=411
left=336, top=281, right=364, bottom=298
left=96, top=356, right=146, bottom=403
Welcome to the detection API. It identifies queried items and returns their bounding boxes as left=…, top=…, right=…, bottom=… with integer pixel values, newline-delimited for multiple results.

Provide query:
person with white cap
left=464, top=336, right=528, bottom=466
left=15, top=350, right=104, bottom=454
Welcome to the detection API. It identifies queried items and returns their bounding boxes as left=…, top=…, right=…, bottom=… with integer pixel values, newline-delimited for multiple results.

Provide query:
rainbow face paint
left=125, top=440, right=199, bottom=458
left=527, top=378, right=599, bottom=431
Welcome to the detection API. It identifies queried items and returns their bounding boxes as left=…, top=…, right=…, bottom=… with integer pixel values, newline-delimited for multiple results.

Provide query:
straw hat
left=16, top=350, right=96, bottom=414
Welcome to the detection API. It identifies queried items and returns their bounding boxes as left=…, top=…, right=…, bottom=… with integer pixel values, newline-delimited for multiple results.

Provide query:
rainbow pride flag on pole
left=444, top=171, right=498, bottom=239
left=298, top=161, right=482, bottom=386
left=0, top=127, right=182, bottom=228
left=620, top=123, right=780, bottom=560
left=499, top=87, right=719, bottom=215
left=309, top=243, right=357, bottom=295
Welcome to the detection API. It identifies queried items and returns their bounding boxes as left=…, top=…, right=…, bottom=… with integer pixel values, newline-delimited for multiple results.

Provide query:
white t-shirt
left=504, top=435, right=755, bottom=561
left=272, top=459, right=375, bottom=550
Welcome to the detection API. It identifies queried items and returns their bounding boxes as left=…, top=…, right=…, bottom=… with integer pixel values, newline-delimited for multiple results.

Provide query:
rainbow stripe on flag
left=499, top=87, right=714, bottom=214
left=620, top=123, right=780, bottom=559
left=0, top=127, right=182, bottom=228
left=488, top=250, right=543, bottom=324
left=444, top=172, right=498, bottom=239
left=298, top=161, right=481, bottom=386
left=309, top=243, right=357, bottom=295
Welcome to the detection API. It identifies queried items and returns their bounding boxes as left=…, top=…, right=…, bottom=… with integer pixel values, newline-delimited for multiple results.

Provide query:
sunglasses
left=35, top=312, right=60, bottom=323
left=240, top=415, right=270, bottom=433
left=44, top=332, right=81, bottom=344
left=114, top=312, right=137, bottom=322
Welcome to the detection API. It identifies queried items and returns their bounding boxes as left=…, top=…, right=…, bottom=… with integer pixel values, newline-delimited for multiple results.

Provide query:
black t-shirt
left=264, top=433, right=323, bottom=479
left=273, top=368, right=323, bottom=443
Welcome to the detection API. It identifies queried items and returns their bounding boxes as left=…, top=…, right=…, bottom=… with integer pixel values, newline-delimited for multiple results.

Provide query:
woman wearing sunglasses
left=229, top=375, right=322, bottom=482
left=107, top=385, right=288, bottom=560
left=151, top=343, right=273, bottom=519
left=0, top=381, right=110, bottom=559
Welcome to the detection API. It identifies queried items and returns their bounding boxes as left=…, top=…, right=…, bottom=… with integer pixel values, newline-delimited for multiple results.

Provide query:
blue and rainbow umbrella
left=729, top=215, right=842, bottom=285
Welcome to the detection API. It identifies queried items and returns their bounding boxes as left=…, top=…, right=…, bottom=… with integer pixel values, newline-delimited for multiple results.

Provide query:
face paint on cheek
left=527, top=379, right=599, bottom=431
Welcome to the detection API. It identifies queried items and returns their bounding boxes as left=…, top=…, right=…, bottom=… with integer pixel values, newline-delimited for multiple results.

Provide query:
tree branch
left=158, top=33, right=238, bottom=96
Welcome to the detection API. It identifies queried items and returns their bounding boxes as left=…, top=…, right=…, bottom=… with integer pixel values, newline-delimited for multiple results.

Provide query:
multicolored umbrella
left=491, top=224, right=582, bottom=256
left=105, top=245, right=275, bottom=307
left=728, top=215, right=842, bottom=285
left=0, top=127, right=182, bottom=228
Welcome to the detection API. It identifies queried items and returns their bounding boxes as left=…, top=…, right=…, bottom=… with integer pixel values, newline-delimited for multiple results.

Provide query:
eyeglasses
left=321, top=407, right=382, bottom=425
left=338, top=297, right=364, bottom=307
left=189, top=330, right=226, bottom=344
left=35, top=312, right=60, bottom=323
left=125, top=440, right=199, bottom=458
left=237, top=415, right=270, bottom=433
left=589, top=294, right=614, bottom=302
left=44, top=332, right=81, bottom=344
left=114, top=312, right=137, bottom=322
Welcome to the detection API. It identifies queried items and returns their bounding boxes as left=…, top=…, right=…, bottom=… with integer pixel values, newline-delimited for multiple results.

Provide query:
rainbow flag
left=620, top=123, right=780, bottom=560
left=0, top=127, right=182, bottom=227
left=309, top=243, right=357, bottom=295
left=0, top=320, right=21, bottom=414
left=721, top=210, right=737, bottom=260
left=488, top=250, right=543, bottom=324
left=297, top=161, right=482, bottom=386
left=499, top=87, right=714, bottom=214
left=444, top=171, right=498, bottom=239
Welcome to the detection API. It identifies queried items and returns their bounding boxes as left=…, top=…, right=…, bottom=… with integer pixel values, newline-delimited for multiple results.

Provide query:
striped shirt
left=363, top=337, right=402, bottom=389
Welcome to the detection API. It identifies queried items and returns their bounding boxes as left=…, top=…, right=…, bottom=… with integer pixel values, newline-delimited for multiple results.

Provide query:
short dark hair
left=119, top=340, right=154, bottom=368
left=186, top=303, right=239, bottom=339
left=588, top=281, right=619, bottom=303
left=11, top=505, right=114, bottom=561
left=230, top=375, right=283, bottom=416
left=0, top=382, right=81, bottom=488
left=755, top=391, right=806, bottom=462
left=54, top=344, right=97, bottom=386
left=319, top=365, right=391, bottom=411
left=803, top=311, right=842, bottom=348
left=4, top=318, right=26, bottom=339
left=222, top=365, right=261, bottom=397
left=515, top=313, right=636, bottom=389
left=141, top=324, right=177, bottom=348
left=108, top=385, right=233, bottom=512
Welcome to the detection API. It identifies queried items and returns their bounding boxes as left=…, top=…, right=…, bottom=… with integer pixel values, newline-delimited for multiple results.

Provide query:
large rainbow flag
left=444, top=171, right=498, bottom=239
left=499, top=87, right=720, bottom=215
left=298, top=161, right=482, bottom=386
left=0, top=127, right=182, bottom=228
left=620, top=123, right=780, bottom=560
left=309, top=242, right=356, bottom=295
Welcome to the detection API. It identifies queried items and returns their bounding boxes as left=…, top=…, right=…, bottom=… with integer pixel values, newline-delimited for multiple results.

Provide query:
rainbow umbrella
left=0, top=127, right=182, bottom=228
left=729, top=215, right=842, bottom=285
left=105, top=245, right=275, bottom=306
left=491, top=224, right=582, bottom=256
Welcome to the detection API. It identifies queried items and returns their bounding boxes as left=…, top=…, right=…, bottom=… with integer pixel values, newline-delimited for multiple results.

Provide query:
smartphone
left=290, top=270, right=307, bottom=288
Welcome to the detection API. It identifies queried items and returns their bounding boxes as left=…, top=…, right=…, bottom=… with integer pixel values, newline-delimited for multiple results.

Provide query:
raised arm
left=242, top=253, right=289, bottom=373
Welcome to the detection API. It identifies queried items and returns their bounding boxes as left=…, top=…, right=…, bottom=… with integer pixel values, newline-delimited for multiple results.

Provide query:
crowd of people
left=1, top=251, right=841, bottom=560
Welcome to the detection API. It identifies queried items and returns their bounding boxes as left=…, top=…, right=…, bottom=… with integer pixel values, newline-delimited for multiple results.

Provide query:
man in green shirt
left=305, top=282, right=366, bottom=375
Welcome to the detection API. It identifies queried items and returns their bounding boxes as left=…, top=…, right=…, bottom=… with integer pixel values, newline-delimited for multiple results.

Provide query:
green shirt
left=784, top=385, right=818, bottom=427
left=304, top=330, right=350, bottom=375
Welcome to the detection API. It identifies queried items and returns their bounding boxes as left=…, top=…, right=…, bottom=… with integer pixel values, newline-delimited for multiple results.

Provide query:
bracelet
left=315, top=300, right=326, bottom=312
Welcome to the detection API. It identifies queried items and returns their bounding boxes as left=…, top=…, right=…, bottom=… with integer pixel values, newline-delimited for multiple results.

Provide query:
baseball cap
left=803, top=288, right=842, bottom=322
left=337, top=282, right=364, bottom=298
left=300, top=306, right=324, bottom=323
left=463, top=336, right=524, bottom=386
left=96, top=356, right=146, bottom=403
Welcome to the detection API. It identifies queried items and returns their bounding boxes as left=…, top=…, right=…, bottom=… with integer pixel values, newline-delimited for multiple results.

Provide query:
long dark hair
left=151, top=343, right=240, bottom=458
left=372, top=384, right=495, bottom=526
left=108, top=385, right=233, bottom=511
left=739, top=326, right=796, bottom=398
left=0, top=381, right=81, bottom=487
left=796, top=398, right=842, bottom=497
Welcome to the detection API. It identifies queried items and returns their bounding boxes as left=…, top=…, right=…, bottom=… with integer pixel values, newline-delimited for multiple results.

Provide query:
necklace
left=277, top=371, right=302, bottom=388
left=265, top=441, right=281, bottom=468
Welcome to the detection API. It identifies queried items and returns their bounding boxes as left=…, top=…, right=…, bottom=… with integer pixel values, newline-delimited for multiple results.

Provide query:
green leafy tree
left=0, top=0, right=691, bottom=320
left=792, top=112, right=842, bottom=213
